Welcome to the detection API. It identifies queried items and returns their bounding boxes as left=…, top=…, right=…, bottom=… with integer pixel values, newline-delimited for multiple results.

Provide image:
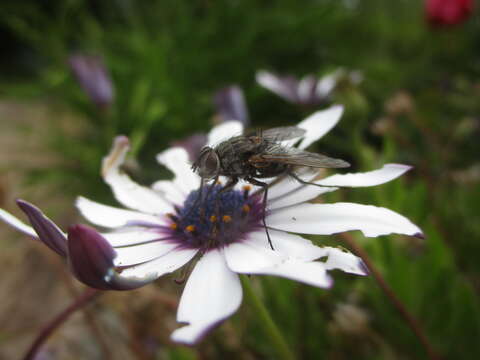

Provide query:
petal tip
left=325, top=275, right=335, bottom=289
left=413, top=232, right=426, bottom=240
left=15, top=198, right=31, bottom=210
left=358, top=259, right=370, bottom=276
left=114, top=135, right=129, bottom=145
left=387, top=163, right=413, bottom=171
left=332, top=103, right=345, bottom=113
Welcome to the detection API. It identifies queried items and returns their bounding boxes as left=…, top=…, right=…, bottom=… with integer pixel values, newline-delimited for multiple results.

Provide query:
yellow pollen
left=222, top=215, right=232, bottom=223
left=210, top=215, right=218, bottom=223
left=186, top=225, right=196, bottom=233
left=242, top=204, right=251, bottom=213
left=242, top=185, right=252, bottom=191
left=169, top=223, right=178, bottom=230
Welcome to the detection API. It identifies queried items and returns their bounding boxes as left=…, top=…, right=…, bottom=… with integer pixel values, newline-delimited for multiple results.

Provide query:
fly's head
left=191, top=146, right=221, bottom=180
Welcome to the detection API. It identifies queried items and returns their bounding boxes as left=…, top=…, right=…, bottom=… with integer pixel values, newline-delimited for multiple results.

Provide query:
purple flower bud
left=213, top=85, right=250, bottom=126
left=67, top=225, right=155, bottom=290
left=16, top=199, right=68, bottom=257
left=68, top=54, right=114, bottom=109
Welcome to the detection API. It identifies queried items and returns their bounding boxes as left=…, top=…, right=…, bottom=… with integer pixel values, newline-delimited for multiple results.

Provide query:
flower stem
left=340, top=233, right=442, bottom=360
left=23, top=288, right=101, bottom=360
left=241, top=276, right=296, bottom=360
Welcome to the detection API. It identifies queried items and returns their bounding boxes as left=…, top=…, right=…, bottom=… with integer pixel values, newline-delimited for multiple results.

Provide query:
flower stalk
left=340, top=232, right=441, bottom=360
left=23, top=288, right=101, bottom=360
left=241, top=276, right=296, bottom=360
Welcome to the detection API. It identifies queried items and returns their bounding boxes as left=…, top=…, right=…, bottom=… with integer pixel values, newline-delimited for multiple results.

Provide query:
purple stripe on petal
left=67, top=225, right=156, bottom=290
left=16, top=199, right=68, bottom=257
left=213, top=85, right=250, bottom=126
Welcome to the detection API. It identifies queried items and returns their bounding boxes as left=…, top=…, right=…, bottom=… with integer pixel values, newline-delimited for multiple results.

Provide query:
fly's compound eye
left=194, top=147, right=220, bottom=179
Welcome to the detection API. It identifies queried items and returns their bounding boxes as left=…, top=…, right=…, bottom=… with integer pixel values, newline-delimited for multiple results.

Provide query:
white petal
left=207, top=121, right=243, bottom=147
left=298, top=75, right=316, bottom=102
left=268, top=202, right=423, bottom=238
left=76, top=196, right=165, bottom=228
left=255, top=70, right=296, bottom=102
left=171, top=250, right=242, bottom=345
left=253, top=261, right=333, bottom=288
left=247, top=229, right=327, bottom=262
left=297, top=105, right=344, bottom=149
left=0, top=208, right=37, bottom=238
left=120, top=247, right=197, bottom=279
left=315, top=164, right=412, bottom=187
left=259, top=232, right=367, bottom=276
left=268, top=169, right=318, bottom=200
left=114, top=241, right=179, bottom=266
left=156, top=147, right=199, bottom=194
left=102, top=136, right=172, bottom=214
left=224, top=237, right=286, bottom=273
left=225, top=232, right=330, bottom=288
left=268, top=184, right=337, bottom=210
left=151, top=180, right=186, bottom=205
left=102, top=228, right=166, bottom=247
left=316, top=70, right=341, bottom=96
left=320, top=247, right=368, bottom=276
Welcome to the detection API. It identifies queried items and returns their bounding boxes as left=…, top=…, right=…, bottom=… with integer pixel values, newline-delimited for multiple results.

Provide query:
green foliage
left=1, top=0, right=479, bottom=359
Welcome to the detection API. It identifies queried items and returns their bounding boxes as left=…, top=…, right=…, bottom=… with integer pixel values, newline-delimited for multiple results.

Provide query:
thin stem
left=241, top=276, right=296, bottom=360
left=46, top=252, right=113, bottom=359
left=340, top=233, right=442, bottom=360
left=23, top=288, right=101, bottom=360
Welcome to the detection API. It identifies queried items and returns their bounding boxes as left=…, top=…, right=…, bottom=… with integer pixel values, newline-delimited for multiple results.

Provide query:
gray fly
left=191, top=126, right=350, bottom=249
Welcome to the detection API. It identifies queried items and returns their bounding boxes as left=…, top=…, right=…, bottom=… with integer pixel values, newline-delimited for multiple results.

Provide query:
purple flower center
left=165, top=184, right=263, bottom=249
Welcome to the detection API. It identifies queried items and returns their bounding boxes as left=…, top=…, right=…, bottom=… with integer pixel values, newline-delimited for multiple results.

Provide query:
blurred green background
left=0, top=0, right=479, bottom=359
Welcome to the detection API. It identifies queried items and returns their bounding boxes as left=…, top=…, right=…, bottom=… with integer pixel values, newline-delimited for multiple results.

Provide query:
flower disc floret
left=167, top=185, right=263, bottom=249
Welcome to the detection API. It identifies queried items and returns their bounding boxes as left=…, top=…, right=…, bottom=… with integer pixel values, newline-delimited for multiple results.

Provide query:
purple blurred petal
left=213, top=85, right=250, bottom=125
left=171, top=133, right=208, bottom=162
left=256, top=70, right=344, bottom=106
left=298, top=74, right=318, bottom=103
left=16, top=199, right=68, bottom=257
left=68, top=54, right=114, bottom=108
left=67, top=225, right=156, bottom=290
left=256, top=70, right=299, bottom=103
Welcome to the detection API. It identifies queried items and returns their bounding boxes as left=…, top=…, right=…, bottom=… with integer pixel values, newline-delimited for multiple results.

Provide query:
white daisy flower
left=256, top=69, right=363, bottom=106
left=0, top=104, right=422, bottom=345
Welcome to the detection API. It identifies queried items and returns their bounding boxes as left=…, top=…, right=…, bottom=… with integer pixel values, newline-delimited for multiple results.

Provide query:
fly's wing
left=256, top=149, right=350, bottom=168
left=260, top=126, right=306, bottom=141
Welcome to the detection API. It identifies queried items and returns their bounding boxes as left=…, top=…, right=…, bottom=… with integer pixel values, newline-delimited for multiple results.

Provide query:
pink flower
left=426, top=0, right=474, bottom=27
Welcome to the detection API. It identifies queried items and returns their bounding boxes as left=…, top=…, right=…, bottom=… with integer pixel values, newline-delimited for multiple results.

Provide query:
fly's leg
left=199, top=175, right=219, bottom=222
left=288, top=171, right=342, bottom=189
left=182, top=178, right=205, bottom=219
left=245, top=177, right=273, bottom=250
left=211, top=177, right=238, bottom=242
left=183, top=175, right=218, bottom=221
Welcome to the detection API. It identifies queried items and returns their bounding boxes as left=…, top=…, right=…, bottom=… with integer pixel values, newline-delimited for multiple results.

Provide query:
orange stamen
left=169, top=223, right=178, bottom=230
left=186, top=225, right=196, bottom=233
left=242, top=204, right=251, bottom=213
left=222, top=215, right=232, bottom=223
left=210, top=215, right=218, bottom=223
